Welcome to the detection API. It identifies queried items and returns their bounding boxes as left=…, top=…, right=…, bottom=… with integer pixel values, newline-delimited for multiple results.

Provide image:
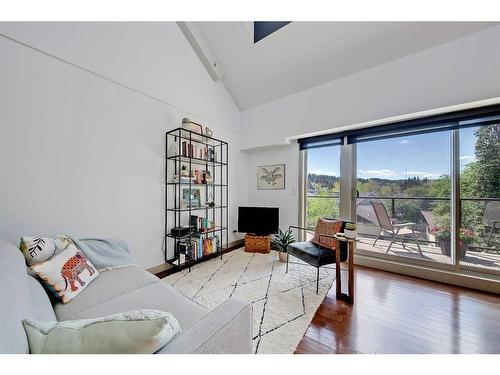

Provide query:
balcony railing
left=306, top=195, right=500, bottom=252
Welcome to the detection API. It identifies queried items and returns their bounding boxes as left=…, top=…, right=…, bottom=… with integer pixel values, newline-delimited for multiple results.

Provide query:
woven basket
left=244, top=234, right=271, bottom=253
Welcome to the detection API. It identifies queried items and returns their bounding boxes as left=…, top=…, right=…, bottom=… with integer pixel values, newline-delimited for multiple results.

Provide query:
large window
left=305, top=146, right=341, bottom=229
left=355, top=131, right=453, bottom=266
left=459, top=125, right=500, bottom=274
left=299, top=104, right=500, bottom=280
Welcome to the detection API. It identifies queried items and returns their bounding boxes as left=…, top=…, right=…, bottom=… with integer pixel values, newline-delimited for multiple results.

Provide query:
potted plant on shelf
left=430, top=225, right=475, bottom=259
left=272, top=229, right=295, bottom=262
left=344, top=222, right=357, bottom=239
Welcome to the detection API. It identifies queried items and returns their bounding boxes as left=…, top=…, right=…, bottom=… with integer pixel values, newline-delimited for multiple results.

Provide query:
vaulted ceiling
left=195, top=22, right=498, bottom=110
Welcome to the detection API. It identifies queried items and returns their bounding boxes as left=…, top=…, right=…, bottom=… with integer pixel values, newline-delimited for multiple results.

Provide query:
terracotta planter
left=278, top=251, right=287, bottom=263
left=438, top=239, right=468, bottom=259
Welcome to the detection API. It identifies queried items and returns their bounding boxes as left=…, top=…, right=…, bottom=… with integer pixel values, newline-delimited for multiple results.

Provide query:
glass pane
left=459, top=125, right=500, bottom=274
left=306, top=146, right=341, bottom=233
left=356, top=131, right=452, bottom=265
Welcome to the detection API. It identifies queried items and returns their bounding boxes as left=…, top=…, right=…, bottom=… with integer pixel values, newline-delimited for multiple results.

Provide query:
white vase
left=344, top=229, right=356, bottom=239
left=278, top=251, right=287, bottom=262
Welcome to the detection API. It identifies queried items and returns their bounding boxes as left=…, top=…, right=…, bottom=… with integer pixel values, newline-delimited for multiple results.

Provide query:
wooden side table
left=333, top=234, right=357, bottom=304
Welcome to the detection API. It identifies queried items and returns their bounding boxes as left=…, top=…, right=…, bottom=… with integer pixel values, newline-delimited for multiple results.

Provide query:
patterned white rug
left=164, top=248, right=336, bottom=354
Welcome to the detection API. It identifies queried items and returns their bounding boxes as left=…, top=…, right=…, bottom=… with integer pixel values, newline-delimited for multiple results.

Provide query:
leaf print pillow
left=19, top=235, right=73, bottom=266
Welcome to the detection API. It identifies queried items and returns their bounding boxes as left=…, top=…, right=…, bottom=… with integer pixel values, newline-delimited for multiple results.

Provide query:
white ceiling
left=196, top=22, right=498, bottom=110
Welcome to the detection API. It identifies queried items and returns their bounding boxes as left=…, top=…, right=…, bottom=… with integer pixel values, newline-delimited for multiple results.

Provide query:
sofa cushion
left=0, top=240, right=55, bottom=353
left=27, top=275, right=57, bottom=322
left=1, top=240, right=31, bottom=353
left=56, top=281, right=208, bottom=331
left=53, top=266, right=160, bottom=318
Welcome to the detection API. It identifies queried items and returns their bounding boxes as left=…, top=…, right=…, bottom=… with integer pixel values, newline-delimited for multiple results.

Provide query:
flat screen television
left=238, top=206, right=279, bottom=235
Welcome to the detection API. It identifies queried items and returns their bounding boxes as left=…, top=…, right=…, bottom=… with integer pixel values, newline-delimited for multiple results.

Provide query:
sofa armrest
left=157, top=298, right=252, bottom=354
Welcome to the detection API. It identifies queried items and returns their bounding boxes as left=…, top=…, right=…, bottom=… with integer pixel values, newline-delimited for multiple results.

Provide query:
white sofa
left=0, top=240, right=252, bottom=354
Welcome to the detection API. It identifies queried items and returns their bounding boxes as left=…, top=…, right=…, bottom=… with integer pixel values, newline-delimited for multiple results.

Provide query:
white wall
left=245, top=145, right=299, bottom=232
left=241, top=26, right=500, bottom=231
left=0, top=23, right=247, bottom=268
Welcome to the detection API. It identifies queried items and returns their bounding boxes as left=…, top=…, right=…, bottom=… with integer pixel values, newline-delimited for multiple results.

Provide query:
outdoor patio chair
left=484, top=201, right=500, bottom=246
left=370, top=200, right=423, bottom=256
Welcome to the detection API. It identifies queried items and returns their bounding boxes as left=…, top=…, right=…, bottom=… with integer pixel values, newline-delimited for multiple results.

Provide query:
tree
left=458, top=125, right=500, bottom=247
left=465, top=126, right=500, bottom=198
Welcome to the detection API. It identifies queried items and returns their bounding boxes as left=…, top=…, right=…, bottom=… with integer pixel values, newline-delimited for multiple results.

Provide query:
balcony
left=306, top=195, right=500, bottom=273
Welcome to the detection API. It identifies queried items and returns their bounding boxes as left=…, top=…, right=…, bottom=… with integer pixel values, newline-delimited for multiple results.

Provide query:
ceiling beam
left=177, top=21, right=224, bottom=81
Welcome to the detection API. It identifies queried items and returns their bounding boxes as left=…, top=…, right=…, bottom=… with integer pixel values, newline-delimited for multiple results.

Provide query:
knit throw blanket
left=71, top=237, right=135, bottom=272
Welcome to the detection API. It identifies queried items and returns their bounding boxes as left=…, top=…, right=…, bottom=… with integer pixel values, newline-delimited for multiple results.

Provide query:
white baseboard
left=355, top=254, right=500, bottom=294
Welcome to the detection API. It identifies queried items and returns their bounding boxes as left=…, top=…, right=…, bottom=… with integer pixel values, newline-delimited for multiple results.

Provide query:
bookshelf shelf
left=165, top=227, right=228, bottom=240
left=167, top=155, right=227, bottom=166
left=166, top=205, right=227, bottom=212
left=165, top=182, right=228, bottom=187
left=164, top=127, right=229, bottom=272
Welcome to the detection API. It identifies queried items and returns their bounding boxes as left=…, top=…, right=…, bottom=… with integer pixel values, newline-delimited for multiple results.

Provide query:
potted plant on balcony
left=430, top=225, right=475, bottom=259
left=344, top=222, right=357, bottom=239
left=272, top=228, right=295, bottom=262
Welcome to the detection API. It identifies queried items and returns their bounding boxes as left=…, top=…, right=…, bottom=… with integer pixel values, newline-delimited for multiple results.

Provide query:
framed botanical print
left=257, top=164, right=285, bottom=190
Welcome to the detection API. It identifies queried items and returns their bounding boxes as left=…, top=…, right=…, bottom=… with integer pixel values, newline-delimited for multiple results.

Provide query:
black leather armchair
left=287, top=221, right=351, bottom=293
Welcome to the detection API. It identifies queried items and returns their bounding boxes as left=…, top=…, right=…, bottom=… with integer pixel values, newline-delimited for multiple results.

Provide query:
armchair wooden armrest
left=288, top=225, right=315, bottom=236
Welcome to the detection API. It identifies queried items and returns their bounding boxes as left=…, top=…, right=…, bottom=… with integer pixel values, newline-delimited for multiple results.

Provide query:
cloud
left=309, top=170, right=338, bottom=176
left=460, top=155, right=475, bottom=161
left=359, top=169, right=396, bottom=178
left=399, top=139, right=412, bottom=144
left=406, top=170, right=441, bottom=179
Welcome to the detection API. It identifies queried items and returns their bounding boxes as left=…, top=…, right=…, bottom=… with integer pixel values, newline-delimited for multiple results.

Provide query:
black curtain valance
left=298, top=104, right=500, bottom=148
left=298, top=134, right=343, bottom=150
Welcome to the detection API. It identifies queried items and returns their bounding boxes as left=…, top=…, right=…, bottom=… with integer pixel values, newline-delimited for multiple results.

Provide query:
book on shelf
left=173, top=169, right=213, bottom=185
left=190, top=215, right=216, bottom=233
left=178, top=141, right=218, bottom=162
left=174, top=233, right=218, bottom=262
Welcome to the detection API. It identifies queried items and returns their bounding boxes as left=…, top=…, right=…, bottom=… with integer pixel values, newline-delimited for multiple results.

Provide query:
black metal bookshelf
left=164, top=127, right=228, bottom=272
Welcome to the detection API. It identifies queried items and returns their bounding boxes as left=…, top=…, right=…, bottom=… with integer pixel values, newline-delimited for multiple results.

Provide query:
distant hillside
left=307, top=174, right=339, bottom=190
left=307, top=173, right=432, bottom=190
left=308, top=173, right=435, bottom=196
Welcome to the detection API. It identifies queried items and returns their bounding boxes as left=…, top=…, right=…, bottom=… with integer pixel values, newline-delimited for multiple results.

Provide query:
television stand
left=244, top=233, right=271, bottom=254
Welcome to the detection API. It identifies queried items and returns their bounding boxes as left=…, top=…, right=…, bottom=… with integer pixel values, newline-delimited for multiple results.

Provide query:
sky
left=308, top=127, right=478, bottom=180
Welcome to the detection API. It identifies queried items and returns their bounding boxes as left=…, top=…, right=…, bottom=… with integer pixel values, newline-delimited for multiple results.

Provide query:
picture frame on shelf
left=182, top=188, right=201, bottom=208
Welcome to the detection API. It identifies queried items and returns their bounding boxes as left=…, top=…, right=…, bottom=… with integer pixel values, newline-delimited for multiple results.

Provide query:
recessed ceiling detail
left=253, top=21, right=291, bottom=43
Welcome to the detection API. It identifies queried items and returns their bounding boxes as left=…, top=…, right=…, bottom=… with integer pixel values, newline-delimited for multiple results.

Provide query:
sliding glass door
left=299, top=106, right=500, bottom=279
left=355, top=131, right=453, bottom=267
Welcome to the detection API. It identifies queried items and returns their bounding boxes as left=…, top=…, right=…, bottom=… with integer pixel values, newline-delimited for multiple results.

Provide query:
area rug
left=164, top=248, right=336, bottom=354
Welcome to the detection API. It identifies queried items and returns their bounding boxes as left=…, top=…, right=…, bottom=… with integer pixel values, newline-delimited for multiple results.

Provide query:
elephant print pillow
left=31, top=244, right=99, bottom=304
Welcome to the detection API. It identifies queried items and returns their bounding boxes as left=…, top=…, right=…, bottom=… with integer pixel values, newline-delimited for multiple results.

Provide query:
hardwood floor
left=295, top=266, right=500, bottom=354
